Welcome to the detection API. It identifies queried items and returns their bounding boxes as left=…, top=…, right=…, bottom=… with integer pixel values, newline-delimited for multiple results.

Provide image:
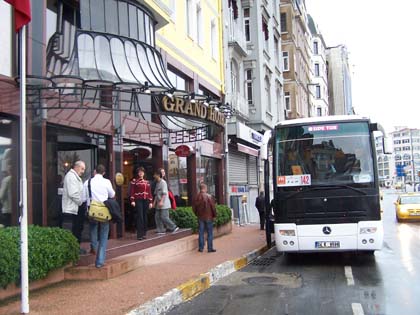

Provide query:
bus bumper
left=274, top=221, right=384, bottom=252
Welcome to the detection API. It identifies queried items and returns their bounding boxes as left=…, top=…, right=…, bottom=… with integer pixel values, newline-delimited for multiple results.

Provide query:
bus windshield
left=275, top=122, right=374, bottom=189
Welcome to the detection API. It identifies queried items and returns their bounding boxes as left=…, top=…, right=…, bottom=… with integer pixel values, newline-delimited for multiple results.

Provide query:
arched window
left=403, top=154, right=411, bottom=160
left=378, top=156, right=382, bottom=163
left=395, top=155, right=401, bottom=161
left=383, top=156, right=388, bottom=162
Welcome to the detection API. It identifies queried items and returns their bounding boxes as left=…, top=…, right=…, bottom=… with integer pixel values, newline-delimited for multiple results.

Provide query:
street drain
left=251, top=257, right=276, bottom=266
left=243, top=276, right=277, bottom=285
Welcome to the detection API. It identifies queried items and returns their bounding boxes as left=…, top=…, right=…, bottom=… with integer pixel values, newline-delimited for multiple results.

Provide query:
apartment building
left=390, top=127, right=420, bottom=184
left=280, top=0, right=312, bottom=119
left=223, top=0, right=283, bottom=221
left=307, top=14, right=329, bottom=117
left=375, top=135, right=394, bottom=187
left=326, top=45, right=354, bottom=115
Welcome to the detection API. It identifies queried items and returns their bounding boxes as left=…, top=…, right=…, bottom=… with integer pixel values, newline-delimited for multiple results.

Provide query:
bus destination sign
left=308, top=125, right=338, bottom=132
left=277, top=175, right=311, bottom=187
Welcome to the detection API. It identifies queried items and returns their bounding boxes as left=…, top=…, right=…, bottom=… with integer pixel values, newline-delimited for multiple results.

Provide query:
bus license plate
left=315, top=241, right=340, bottom=249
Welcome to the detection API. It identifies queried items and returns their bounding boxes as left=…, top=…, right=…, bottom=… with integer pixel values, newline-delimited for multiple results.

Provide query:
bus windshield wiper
left=284, top=184, right=367, bottom=200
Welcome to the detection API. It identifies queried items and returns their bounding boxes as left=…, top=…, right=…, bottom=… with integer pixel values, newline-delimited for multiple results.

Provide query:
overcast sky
left=306, top=0, right=420, bottom=132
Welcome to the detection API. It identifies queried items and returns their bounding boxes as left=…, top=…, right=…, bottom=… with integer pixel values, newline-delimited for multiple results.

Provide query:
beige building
left=280, top=0, right=312, bottom=119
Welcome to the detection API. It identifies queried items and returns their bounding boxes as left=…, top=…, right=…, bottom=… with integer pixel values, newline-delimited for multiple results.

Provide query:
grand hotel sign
left=161, top=96, right=226, bottom=127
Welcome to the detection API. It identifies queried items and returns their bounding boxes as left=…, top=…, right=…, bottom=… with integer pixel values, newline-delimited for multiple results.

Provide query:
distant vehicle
left=395, top=193, right=420, bottom=222
left=394, top=182, right=404, bottom=189
left=266, top=115, right=386, bottom=253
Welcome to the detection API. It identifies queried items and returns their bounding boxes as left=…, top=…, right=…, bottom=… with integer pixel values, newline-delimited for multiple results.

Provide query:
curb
left=127, top=245, right=269, bottom=315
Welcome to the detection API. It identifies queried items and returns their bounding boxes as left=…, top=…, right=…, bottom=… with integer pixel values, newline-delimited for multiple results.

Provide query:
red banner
left=5, top=0, right=31, bottom=32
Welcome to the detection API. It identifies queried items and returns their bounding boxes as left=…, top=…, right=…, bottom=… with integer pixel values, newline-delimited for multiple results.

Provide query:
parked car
left=395, top=193, right=420, bottom=222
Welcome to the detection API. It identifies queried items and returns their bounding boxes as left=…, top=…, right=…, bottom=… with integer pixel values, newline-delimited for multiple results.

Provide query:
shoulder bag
left=87, top=179, right=112, bottom=222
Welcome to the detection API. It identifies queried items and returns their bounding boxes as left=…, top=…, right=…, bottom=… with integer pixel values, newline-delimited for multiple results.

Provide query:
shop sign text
left=162, top=96, right=226, bottom=127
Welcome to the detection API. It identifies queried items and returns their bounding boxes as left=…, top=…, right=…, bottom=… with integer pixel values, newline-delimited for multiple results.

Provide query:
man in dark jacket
left=192, top=183, right=217, bottom=253
left=255, top=191, right=265, bottom=230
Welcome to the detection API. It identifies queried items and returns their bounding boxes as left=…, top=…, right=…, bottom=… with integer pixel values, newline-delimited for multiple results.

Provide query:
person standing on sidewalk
left=62, top=160, right=86, bottom=253
left=255, top=191, right=265, bottom=230
left=86, top=164, right=115, bottom=268
left=193, top=183, right=217, bottom=253
left=130, top=166, right=153, bottom=240
left=153, top=169, right=178, bottom=235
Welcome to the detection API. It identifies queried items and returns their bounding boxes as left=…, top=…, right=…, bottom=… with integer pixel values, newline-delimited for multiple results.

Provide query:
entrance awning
left=15, top=0, right=235, bottom=144
left=47, top=30, right=174, bottom=93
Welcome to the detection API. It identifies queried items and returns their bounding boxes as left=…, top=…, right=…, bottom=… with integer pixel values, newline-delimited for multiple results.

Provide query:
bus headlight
left=360, top=227, right=377, bottom=234
left=279, top=230, right=296, bottom=236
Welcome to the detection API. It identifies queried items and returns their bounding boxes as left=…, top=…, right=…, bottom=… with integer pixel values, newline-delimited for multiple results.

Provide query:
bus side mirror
left=260, top=130, right=272, bottom=161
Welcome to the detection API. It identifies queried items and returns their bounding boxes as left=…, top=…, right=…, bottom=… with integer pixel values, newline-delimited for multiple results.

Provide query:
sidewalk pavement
left=0, top=224, right=267, bottom=315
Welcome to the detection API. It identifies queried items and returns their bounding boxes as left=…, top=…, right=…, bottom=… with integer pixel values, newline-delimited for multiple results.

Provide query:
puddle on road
left=216, top=272, right=302, bottom=289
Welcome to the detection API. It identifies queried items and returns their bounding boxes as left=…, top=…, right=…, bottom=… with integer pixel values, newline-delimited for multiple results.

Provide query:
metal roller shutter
left=229, top=148, right=248, bottom=183
left=248, top=155, right=258, bottom=185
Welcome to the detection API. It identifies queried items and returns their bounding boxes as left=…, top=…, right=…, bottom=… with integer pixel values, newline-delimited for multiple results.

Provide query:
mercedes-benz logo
left=322, top=226, right=332, bottom=235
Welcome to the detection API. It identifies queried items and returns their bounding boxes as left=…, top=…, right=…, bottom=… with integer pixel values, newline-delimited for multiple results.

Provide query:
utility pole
left=410, top=129, right=416, bottom=191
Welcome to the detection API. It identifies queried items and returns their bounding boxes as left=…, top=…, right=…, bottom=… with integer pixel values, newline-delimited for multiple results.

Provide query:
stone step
left=77, top=228, right=192, bottom=266
left=65, top=231, right=196, bottom=280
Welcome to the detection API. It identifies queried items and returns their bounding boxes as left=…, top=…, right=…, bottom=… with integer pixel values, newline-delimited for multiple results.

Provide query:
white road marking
left=351, top=303, right=365, bottom=315
left=344, top=266, right=355, bottom=286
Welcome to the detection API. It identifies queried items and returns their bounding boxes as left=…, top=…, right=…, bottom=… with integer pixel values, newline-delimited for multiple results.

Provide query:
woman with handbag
left=85, top=164, right=115, bottom=268
left=129, top=167, right=153, bottom=240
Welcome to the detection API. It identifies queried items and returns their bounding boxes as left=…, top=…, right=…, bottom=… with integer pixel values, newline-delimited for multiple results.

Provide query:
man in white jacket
left=62, top=160, right=86, bottom=252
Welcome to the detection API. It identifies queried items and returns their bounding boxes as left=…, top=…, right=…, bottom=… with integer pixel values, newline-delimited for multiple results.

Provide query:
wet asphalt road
left=166, top=189, right=420, bottom=315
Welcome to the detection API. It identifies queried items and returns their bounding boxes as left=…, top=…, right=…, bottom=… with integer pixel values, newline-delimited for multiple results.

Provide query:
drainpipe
left=224, top=122, right=230, bottom=207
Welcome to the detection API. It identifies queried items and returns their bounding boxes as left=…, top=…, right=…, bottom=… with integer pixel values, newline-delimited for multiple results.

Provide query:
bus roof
left=276, top=115, right=371, bottom=128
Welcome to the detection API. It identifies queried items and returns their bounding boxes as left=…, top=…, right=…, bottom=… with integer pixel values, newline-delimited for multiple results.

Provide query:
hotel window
left=274, top=36, right=280, bottom=69
left=285, top=92, right=290, bottom=111
left=282, top=52, right=289, bottom=71
left=244, top=8, right=250, bottom=41
left=246, top=69, right=253, bottom=106
left=186, top=0, right=193, bottom=38
left=313, top=41, right=319, bottom=54
left=231, top=60, right=239, bottom=97
left=211, top=19, right=217, bottom=59
left=229, top=0, right=238, bottom=19
left=196, top=2, right=203, bottom=46
left=316, top=85, right=321, bottom=99
left=317, top=107, right=322, bottom=116
left=265, top=76, right=271, bottom=113
left=280, top=12, right=287, bottom=32
left=314, top=63, right=320, bottom=76
left=262, top=17, right=269, bottom=41
left=167, top=68, right=188, bottom=91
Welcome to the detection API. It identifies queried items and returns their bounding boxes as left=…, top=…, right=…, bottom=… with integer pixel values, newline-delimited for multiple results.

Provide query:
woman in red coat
left=129, top=167, right=152, bottom=240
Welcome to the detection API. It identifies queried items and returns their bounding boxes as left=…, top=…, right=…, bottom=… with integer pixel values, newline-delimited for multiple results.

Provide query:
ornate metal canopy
left=19, top=0, right=235, bottom=144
